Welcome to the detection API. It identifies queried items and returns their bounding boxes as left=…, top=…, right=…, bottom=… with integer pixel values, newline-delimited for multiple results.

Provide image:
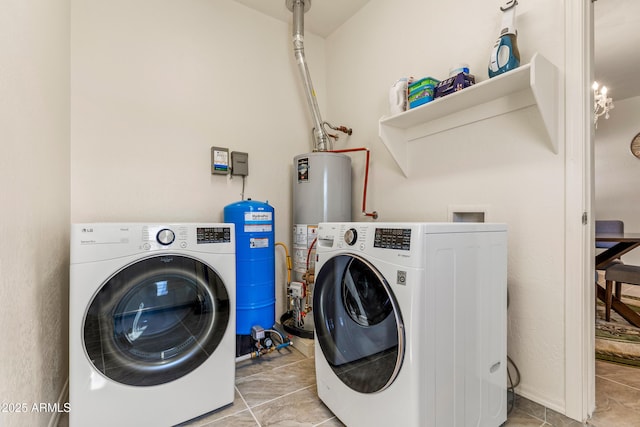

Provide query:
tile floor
left=58, top=347, right=640, bottom=426
left=507, top=359, right=640, bottom=427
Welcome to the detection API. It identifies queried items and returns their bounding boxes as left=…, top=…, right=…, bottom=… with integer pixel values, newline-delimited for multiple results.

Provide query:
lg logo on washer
left=79, top=225, right=130, bottom=245
left=79, top=228, right=96, bottom=245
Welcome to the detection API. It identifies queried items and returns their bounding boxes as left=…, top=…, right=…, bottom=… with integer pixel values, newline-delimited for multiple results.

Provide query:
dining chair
left=604, top=263, right=640, bottom=322
left=595, top=219, right=624, bottom=249
left=596, top=219, right=625, bottom=270
left=595, top=220, right=625, bottom=321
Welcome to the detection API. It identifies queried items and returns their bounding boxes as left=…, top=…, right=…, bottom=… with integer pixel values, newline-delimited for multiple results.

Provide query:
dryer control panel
left=142, top=225, right=231, bottom=250
left=70, top=223, right=236, bottom=264
left=196, top=227, right=232, bottom=244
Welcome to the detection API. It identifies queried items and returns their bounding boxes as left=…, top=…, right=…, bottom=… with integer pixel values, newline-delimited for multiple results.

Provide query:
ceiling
left=594, top=0, right=640, bottom=101
left=231, top=0, right=371, bottom=38
left=232, top=0, right=640, bottom=101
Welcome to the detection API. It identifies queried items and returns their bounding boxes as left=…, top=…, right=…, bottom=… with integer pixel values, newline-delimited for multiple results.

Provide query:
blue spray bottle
left=488, top=0, right=520, bottom=78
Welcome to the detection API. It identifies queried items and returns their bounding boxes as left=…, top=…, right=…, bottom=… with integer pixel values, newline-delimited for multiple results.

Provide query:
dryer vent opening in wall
left=448, top=205, right=489, bottom=223
left=453, top=212, right=486, bottom=222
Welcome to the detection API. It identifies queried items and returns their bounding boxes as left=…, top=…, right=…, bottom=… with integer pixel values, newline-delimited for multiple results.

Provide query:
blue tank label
left=250, top=238, right=269, bottom=248
left=244, top=224, right=272, bottom=232
left=244, top=211, right=272, bottom=222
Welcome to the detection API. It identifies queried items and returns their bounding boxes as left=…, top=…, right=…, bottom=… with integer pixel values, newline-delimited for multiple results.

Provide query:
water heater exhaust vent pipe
left=286, top=0, right=330, bottom=152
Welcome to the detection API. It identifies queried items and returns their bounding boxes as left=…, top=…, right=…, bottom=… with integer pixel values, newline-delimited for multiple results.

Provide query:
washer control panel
left=373, top=228, right=411, bottom=251
left=337, top=224, right=368, bottom=250
left=344, top=228, right=358, bottom=246
left=142, top=226, right=186, bottom=250
left=156, top=228, right=175, bottom=245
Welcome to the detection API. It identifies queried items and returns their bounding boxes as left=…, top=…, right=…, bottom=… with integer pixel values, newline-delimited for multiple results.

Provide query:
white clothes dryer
left=70, top=223, right=235, bottom=427
left=313, top=222, right=508, bottom=427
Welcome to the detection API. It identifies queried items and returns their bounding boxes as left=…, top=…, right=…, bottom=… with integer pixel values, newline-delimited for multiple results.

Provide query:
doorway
left=592, top=0, right=640, bottom=384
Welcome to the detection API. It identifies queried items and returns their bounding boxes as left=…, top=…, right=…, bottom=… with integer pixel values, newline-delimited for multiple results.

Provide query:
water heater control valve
left=290, top=281, right=305, bottom=298
left=344, top=228, right=358, bottom=246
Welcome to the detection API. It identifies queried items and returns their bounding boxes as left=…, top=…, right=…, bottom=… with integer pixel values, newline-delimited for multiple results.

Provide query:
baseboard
left=513, top=392, right=579, bottom=425
left=48, top=377, right=69, bottom=427
left=288, top=334, right=315, bottom=358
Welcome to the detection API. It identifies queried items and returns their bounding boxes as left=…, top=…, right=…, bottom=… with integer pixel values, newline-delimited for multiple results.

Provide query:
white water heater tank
left=292, top=152, right=351, bottom=283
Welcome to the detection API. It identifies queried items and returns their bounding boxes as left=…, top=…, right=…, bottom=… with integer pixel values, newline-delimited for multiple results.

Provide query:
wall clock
left=632, top=133, right=640, bottom=159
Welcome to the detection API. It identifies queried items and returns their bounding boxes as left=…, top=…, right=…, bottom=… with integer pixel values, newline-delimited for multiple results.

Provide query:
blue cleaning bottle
left=489, top=0, right=520, bottom=78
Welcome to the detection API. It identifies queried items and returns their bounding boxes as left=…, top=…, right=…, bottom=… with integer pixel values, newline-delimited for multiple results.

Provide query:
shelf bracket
left=530, top=53, right=560, bottom=154
left=378, top=121, right=410, bottom=177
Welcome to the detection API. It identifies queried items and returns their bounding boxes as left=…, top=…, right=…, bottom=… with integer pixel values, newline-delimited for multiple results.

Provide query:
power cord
left=506, top=286, right=521, bottom=415
left=507, top=355, right=521, bottom=414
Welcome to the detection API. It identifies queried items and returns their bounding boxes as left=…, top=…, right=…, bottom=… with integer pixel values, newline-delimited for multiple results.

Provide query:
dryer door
left=83, top=254, right=230, bottom=386
left=314, top=254, right=404, bottom=393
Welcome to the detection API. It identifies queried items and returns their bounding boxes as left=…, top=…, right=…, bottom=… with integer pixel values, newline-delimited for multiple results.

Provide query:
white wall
left=71, top=0, right=327, bottom=318
left=595, top=95, right=640, bottom=264
left=325, top=0, right=568, bottom=413
left=0, top=1, right=70, bottom=426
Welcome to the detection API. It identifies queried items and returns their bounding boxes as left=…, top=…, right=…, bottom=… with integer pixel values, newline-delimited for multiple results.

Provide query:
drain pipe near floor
left=235, top=328, right=293, bottom=363
left=235, top=341, right=293, bottom=363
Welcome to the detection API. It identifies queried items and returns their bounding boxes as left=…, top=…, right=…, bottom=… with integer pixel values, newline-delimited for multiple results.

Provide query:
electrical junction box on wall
left=211, top=146, right=230, bottom=175
left=231, top=151, right=249, bottom=176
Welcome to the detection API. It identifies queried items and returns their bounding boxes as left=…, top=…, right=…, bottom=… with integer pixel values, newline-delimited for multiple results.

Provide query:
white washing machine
left=313, top=222, right=508, bottom=427
left=70, top=223, right=236, bottom=427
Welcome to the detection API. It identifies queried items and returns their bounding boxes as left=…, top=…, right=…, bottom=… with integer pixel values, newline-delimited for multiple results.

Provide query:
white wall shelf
left=378, top=53, right=560, bottom=177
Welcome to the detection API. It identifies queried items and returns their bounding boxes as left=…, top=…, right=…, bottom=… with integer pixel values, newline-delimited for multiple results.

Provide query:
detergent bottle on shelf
left=488, top=0, right=520, bottom=78
left=389, top=77, right=409, bottom=115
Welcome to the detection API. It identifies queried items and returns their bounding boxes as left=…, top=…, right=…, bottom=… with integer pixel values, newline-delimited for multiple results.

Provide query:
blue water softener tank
left=224, top=199, right=275, bottom=335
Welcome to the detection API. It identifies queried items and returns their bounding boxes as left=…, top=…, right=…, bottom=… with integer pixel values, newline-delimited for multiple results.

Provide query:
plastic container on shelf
left=408, top=77, right=439, bottom=94
left=408, top=77, right=439, bottom=109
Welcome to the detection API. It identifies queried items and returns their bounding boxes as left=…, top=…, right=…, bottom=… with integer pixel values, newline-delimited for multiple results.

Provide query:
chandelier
left=593, top=81, right=614, bottom=127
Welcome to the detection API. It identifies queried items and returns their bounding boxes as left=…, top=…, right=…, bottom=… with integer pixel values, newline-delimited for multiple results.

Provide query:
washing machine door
left=314, top=254, right=404, bottom=393
left=83, top=254, right=230, bottom=387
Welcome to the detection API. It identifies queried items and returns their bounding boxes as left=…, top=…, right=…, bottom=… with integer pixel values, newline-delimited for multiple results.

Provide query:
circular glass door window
left=314, top=254, right=405, bottom=393
left=83, top=255, right=230, bottom=386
